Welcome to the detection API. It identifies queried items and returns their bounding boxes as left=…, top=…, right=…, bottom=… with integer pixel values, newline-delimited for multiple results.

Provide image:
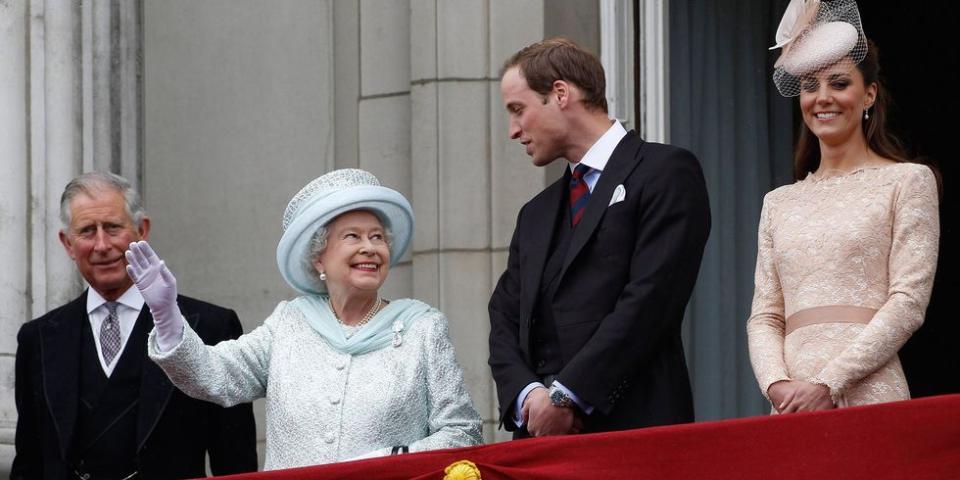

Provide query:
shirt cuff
left=551, top=380, right=594, bottom=415
left=513, top=382, right=546, bottom=427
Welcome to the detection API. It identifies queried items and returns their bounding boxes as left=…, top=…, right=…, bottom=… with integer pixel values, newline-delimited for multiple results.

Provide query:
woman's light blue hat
left=276, top=169, right=413, bottom=295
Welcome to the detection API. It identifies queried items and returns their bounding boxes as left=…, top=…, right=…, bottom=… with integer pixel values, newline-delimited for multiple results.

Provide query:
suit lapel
left=520, top=175, right=568, bottom=317
left=40, top=292, right=87, bottom=460
left=560, top=131, right=645, bottom=278
left=135, top=305, right=195, bottom=451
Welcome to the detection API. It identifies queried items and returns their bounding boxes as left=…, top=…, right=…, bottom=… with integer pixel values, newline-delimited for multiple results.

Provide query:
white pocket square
left=608, top=184, right=626, bottom=206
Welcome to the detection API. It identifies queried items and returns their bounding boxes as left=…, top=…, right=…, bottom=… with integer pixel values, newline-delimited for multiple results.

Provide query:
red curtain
left=214, top=394, right=960, bottom=480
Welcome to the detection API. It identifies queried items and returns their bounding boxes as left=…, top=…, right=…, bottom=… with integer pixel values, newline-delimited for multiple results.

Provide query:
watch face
left=550, top=387, right=571, bottom=407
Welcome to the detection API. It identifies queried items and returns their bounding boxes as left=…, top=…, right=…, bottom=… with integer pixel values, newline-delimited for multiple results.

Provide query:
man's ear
left=59, top=229, right=77, bottom=260
left=552, top=80, right=570, bottom=108
left=138, top=216, right=151, bottom=241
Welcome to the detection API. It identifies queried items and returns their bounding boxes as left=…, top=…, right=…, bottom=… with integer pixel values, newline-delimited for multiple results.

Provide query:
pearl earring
left=319, top=271, right=326, bottom=281
left=864, top=106, right=870, bottom=120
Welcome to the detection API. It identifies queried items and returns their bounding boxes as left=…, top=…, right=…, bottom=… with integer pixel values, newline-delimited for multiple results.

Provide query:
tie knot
left=572, top=164, right=591, bottom=180
left=105, top=301, right=119, bottom=316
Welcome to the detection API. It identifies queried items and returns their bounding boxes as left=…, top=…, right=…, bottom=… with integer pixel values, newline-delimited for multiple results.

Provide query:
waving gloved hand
left=125, top=241, right=184, bottom=352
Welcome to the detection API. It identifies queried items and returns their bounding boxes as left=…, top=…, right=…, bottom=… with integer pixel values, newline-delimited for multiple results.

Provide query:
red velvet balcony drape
left=213, top=394, right=960, bottom=480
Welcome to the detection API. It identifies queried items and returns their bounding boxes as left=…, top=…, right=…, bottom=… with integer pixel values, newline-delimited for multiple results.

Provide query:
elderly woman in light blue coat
left=125, top=169, right=482, bottom=470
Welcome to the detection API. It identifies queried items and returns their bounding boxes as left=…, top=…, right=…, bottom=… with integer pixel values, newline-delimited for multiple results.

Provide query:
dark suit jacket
left=12, top=290, right=259, bottom=479
left=489, top=131, right=711, bottom=433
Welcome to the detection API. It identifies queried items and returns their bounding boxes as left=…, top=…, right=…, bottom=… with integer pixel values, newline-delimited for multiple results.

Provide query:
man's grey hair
left=60, top=171, right=146, bottom=229
left=302, top=214, right=393, bottom=289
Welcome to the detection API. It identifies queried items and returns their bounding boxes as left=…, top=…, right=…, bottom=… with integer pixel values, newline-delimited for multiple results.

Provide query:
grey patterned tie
left=101, top=301, right=122, bottom=365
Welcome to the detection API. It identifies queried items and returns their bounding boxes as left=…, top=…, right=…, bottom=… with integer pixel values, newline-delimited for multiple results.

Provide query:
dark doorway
left=860, top=3, right=960, bottom=396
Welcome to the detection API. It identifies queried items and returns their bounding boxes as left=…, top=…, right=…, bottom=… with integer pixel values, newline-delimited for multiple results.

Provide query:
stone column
left=410, top=0, right=546, bottom=443
left=35, top=0, right=84, bottom=313
left=0, top=0, right=31, bottom=468
left=85, top=0, right=143, bottom=177
left=357, top=0, right=413, bottom=300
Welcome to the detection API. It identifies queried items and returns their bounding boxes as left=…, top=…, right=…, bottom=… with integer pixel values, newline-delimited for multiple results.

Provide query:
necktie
left=569, top=164, right=592, bottom=227
left=101, top=301, right=122, bottom=365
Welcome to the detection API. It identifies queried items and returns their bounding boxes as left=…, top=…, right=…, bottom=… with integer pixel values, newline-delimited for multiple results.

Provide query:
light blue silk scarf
left=290, top=295, right=435, bottom=356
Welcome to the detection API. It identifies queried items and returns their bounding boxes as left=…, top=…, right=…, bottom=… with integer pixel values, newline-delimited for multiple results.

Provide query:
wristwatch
left=548, top=385, right=573, bottom=408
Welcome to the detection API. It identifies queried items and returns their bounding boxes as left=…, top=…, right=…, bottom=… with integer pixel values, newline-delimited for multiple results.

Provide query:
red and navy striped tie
left=569, top=163, right=591, bottom=227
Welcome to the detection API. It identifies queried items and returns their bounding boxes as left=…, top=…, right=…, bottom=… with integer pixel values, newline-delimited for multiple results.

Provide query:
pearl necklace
left=334, top=296, right=383, bottom=328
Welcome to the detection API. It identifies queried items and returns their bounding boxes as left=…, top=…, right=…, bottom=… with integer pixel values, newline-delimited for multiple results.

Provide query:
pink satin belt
left=785, top=305, right=877, bottom=336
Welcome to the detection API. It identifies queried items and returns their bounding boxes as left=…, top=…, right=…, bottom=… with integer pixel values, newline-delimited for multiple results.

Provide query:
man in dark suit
left=12, top=171, right=258, bottom=479
left=489, top=38, right=711, bottom=438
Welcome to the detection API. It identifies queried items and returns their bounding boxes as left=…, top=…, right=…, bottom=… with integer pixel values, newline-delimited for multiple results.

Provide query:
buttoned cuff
left=513, top=382, right=545, bottom=427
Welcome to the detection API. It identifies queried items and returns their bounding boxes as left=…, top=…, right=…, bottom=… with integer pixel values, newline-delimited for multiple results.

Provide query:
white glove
left=125, top=241, right=184, bottom=352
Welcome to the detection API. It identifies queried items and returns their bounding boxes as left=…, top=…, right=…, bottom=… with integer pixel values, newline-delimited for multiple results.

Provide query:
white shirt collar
left=569, top=120, right=628, bottom=173
left=86, top=285, right=145, bottom=314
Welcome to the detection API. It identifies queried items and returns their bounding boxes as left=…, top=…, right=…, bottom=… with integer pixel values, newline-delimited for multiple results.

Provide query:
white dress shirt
left=86, top=286, right=145, bottom=376
left=567, top=119, right=628, bottom=191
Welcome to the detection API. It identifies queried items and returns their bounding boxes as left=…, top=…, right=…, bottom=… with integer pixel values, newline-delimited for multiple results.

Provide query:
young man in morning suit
left=12, top=171, right=258, bottom=479
left=489, top=38, right=711, bottom=437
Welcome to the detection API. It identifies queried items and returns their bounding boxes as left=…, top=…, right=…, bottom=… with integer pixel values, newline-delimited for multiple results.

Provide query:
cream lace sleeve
left=811, top=165, right=940, bottom=398
left=747, top=194, right=791, bottom=399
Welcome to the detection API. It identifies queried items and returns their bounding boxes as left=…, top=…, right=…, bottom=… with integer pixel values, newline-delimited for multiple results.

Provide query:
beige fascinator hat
left=770, top=0, right=867, bottom=97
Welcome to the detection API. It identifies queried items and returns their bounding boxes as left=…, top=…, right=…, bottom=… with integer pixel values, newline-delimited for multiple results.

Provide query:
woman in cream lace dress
left=748, top=1, right=939, bottom=414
